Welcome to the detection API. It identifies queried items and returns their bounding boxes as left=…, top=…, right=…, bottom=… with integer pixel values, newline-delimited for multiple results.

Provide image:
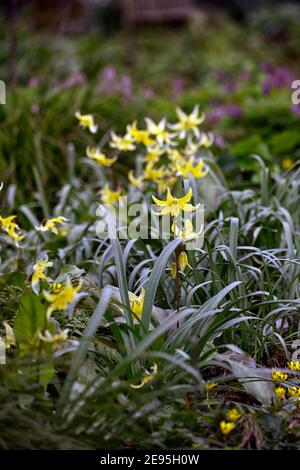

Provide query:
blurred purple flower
left=97, top=66, right=133, bottom=101
left=143, top=88, right=155, bottom=100
left=261, top=79, right=271, bottom=95
left=58, top=71, right=86, bottom=90
left=227, top=104, right=242, bottom=118
left=291, top=103, right=300, bottom=117
left=213, top=69, right=226, bottom=82
left=207, top=105, right=227, bottom=124
left=261, top=63, right=295, bottom=94
left=261, top=62, right=273, bottom=74
left=120, top=75, right=133, bottom=99
left=28, top=76, right=39, bottom=87
left=207, top=103, right=242, bottom=124
left=31, top=103, right=40, bottom=114
left=101, top=66, right=117, bottom=82
left=223, top=80, right=238, bottom=93
left=171, top=76, right=185, bottom=98
left=214, top=134, right=225, bottom=148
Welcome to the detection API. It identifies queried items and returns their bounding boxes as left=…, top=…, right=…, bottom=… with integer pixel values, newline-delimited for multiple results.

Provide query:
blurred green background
left=0, top=0, right=300, bottom=204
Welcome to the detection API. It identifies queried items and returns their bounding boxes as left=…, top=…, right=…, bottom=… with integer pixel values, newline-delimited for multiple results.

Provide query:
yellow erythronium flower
left=168, top=149, right=184, bottom=163
left=288, top=386, right=300, bottom=397
left=31, top=255, right=53, bottom=294
left=226, top=408, right=242, bottom=421
left=172, top=219, right=203, bottom=240
left=171, top=262, right=177, bottom=279
left=100, top=184, right=121, bottom=205
left=0, top=215, right=24, bottom=244
left=128, top=170, right=144, bottom=189
left=36, top=216, right=68, bottom=235
left=170, top=105, right=205, bottom=139
left=272, top=370, right=288, bottom=382
left=130, top=363, right=158, bottom=389
left=170, top=250, right=191, bottom=278
left=274, top=386, right=286, bottom=399
left=75, top=111, right=98, bottom=134
left=43, top=277, right=82, bottom=318
left=205, top=382, right=218, bottom=391
left=38, top=328, right=69, bottom=347
left=145, top=118, right=174, bottom=146
left=178, top=251, right=190, bottom=273
left=282, top=158, right=293, bottom=170
left=199, top=132, right=214, bottom=148
left=143, top=163, right=168, bottom=182
left=176, top=156, right=208, bottom=179
left=152, top=187, right=197, bottom=218
left=2, top=321, right=16, bottom=349
left=184, top=138, right=201, bottom=157
left=110, top=131, right=136, bottom=151
left=220, top=420, right=236, bottom=435
left=156, top=176, right=177, bottom=193
left=51, top=282, right=63, bottom=293
left=86, top=146, right=117, bottom=167
left=129, top=288, right=145, bottom=320
left=288, top=361, right=300, bottom=371
left=126, top=121, right=155, bottom=146
left=145, top=145, right=164, bottom=164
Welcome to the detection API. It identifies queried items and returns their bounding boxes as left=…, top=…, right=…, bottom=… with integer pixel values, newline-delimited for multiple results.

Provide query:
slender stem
left=175, top=248, right=181, bottom=313
left=111, top=164, right=117, bottom=190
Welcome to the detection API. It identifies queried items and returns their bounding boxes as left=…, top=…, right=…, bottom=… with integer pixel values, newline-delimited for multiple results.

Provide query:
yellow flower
left=184, top=139, right=201, bottom=157
left=35, top=216, right=68, bottom=235
left=31, top=256, right=53, bottom=294
left=145, top=146, right=164, bottom=163
left=75, top=111, right=98, bottom=134
left=226, top=408, right=242, bottom=421
left=171, top=262, right=177, bottom=279
left=176, top=157, right=208, bottom=179
left=288, top=361, right=300, bottom=371
left=288, top=386, right=300, bottom=397
left=143, top=163, right=167, bottom=181
left=58, top=226, right=69, bottom=237
left=51, top=282, right=63, bottom=293
left=220, top=420, right=236, bottom=435
left=178, top=251, right=190, bottom=273
left=2, top=321, right=16, bottom=349
left=199, top=132, right=214, bottom=148
left=152, top=187, right=197, bottom=218
left=156, top=176, right=177, bottom=193
left=38, top=328, right=69, bottom=347
left=43, top=277, right=82, bottom=318
left=100, top=184, right=121, bottom=205
left=170, top=105, right=205, bottom=139
left=128, top=170, right=144, bottom=189
left=110, top=131, right=136, bottom=151
left=130, top=363, right=158, bottom=389
left=86, top=146, right=117, bottom=167
left=145, top=118, right=174, bottom=146
left=172, top=219, right=203, bottom=240
left=205, top=382, right=218, bottom=391
left=129, top=288, right=145, bottom=320
left=0, top=215, right=24, bottom=244
left=272, top=370, right=288, bottom=382
left=126, top=121, right=154, bottom=146
left=282, top=158, right=293, bottom=170
left=274, top=386, right=286, bottom=399
left=168, top=149, right=184, bottom=163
